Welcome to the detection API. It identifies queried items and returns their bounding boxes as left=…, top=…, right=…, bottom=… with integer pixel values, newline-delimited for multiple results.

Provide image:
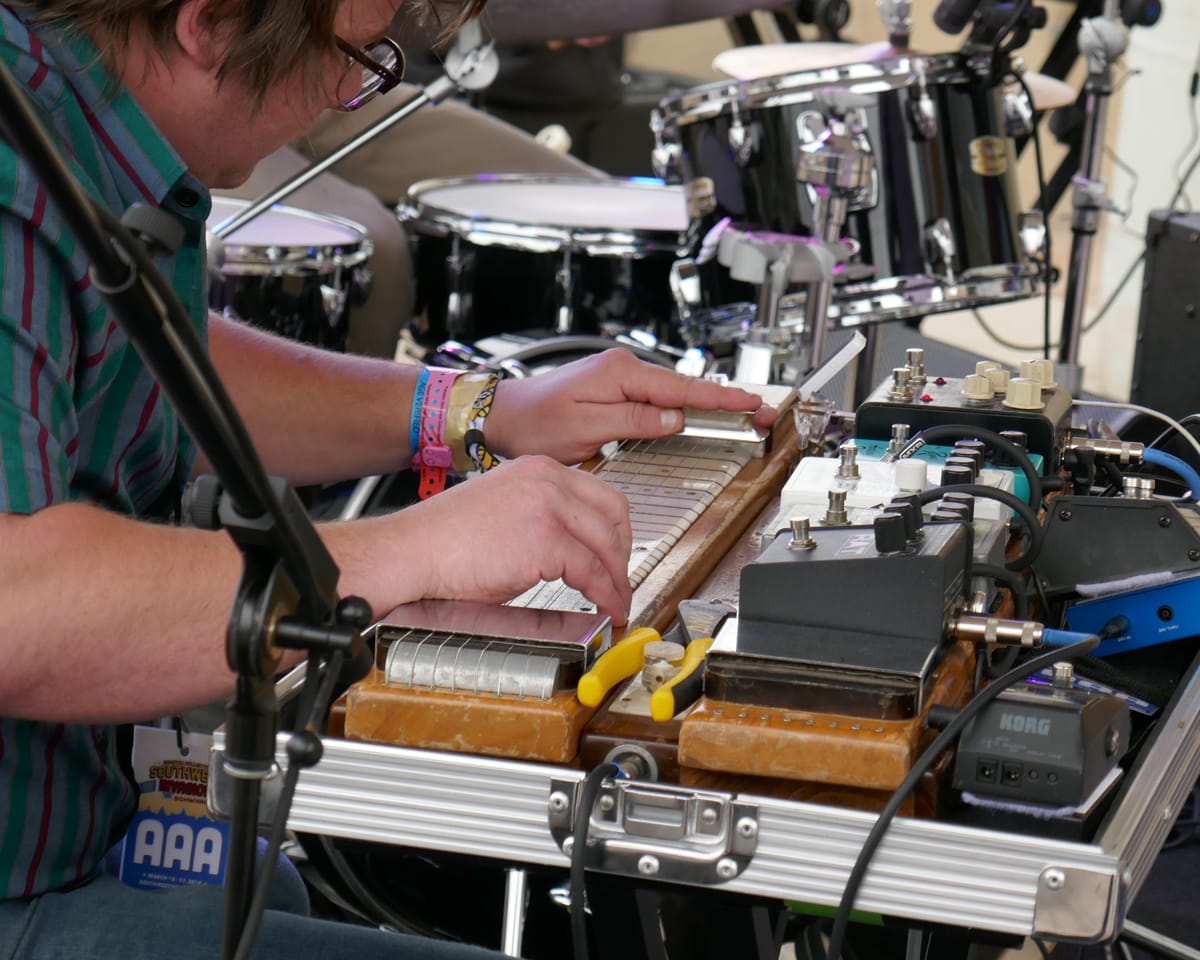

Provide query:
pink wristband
left=416, top=368, right=463, bottom=499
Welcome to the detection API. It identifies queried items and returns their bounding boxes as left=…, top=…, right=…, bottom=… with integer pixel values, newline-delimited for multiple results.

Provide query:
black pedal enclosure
left=952, top=681, right=1130, bottom=809
left=854, top=376, right=1073, bottom=474
left=731, top=520, right=970, bottom=716
left=1037, top=496, right=1200, bottom=596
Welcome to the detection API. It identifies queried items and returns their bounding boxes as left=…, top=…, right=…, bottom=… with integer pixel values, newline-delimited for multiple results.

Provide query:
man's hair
left=23, top=0, right=487, bottom=104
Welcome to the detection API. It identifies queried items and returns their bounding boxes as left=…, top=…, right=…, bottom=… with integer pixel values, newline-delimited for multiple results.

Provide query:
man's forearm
left=205, top=314, right=417, bottom=486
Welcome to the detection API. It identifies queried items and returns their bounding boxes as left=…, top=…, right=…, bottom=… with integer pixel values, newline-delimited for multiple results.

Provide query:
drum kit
left=205, top=12, right=1067, bottom=401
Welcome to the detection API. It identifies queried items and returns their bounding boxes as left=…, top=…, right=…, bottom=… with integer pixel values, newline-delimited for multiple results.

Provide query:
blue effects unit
left=1066, top=574, right=1200, bottom=657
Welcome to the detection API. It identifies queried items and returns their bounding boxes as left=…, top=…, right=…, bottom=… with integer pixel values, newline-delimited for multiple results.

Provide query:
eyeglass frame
left=334, top=35, right=406, bottom=111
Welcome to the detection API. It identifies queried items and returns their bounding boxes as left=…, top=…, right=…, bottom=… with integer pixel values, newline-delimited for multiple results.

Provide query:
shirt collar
left=2, top=4, right=211, bottom=221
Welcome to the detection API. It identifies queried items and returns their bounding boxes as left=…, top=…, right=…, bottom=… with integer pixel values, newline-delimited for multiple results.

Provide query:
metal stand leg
left=847, top=324, right=882, bottom=409
left=1120, top=920, right=1200, bottom=960
left=501, top=867, right=528, bottom=958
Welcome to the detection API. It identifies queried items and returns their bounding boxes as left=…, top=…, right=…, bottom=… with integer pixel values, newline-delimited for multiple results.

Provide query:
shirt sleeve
left=0, top=188, right=81, bottom=515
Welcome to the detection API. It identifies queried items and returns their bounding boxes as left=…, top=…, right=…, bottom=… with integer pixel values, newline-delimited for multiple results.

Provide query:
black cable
left=570, top=763, right=620, bottom=960
left=916, top=484, right=1044, bottom=571
left=895, top=424, right=1043, bottom=508
left=822, top=634, right=1100, bottom=960
left=970, top=308, right=1054, bottom=352
left=970, top=562, right=1030, bottom=619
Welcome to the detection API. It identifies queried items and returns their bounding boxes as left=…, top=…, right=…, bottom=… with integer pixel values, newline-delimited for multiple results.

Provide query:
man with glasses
left=0, top=1, right=774, bottom=958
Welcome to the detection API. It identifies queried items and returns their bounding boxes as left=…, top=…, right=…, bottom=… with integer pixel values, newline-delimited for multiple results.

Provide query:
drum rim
left=398, top=174, right=694, bottom=258
left=209, top=195, right=373, bottom=273
left=778, top=268, right=1041, bottom=328
left=656, top=52, right=974, bottom=127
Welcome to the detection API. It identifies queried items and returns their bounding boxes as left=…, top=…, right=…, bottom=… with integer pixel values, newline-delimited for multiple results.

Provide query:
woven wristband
left=445, top=373, right=502, bottom=474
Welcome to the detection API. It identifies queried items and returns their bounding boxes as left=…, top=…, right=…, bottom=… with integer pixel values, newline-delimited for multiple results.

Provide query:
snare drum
left=207, top=196, right=373, bottom=350
left=655, top=50, right=1040, bottom=324
left=400, top=176, right=691, bottom=348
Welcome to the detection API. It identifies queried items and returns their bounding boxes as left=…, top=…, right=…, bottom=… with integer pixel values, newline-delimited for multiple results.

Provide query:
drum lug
left=1018, top=209, right=1048, bottom=260
left=727, top=100, right=757, bottom=167
left=907, top=67, right=938, bottom=141
left=1004, top=86, right=1036, bottom=138
left=555, top=250, right=574, bottom=335
left=924, top=217, right=960, bottom=283
left=650, top=108, right=684, bottom=183
left=320, top=283, right=348, bottom=330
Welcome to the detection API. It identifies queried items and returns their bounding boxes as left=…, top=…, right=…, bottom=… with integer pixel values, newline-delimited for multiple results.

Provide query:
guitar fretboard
left=510, top=436, right=754, bottom=613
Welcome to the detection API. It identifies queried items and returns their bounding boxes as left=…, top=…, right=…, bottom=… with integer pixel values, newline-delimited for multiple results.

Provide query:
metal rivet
left=599, top=795, right=615, bottom=813
left=1043, top=869, right=1066, bottom=890
left=736, top=817, right=758, bottom=839
left=637, top=855, right=660, bottom=876
left=549, top=792, right=569, bottom=813
left=715, top=858, right=739, bottom=880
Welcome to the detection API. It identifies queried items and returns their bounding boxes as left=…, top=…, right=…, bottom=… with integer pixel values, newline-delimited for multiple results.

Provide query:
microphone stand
left=1055, top=4, right=1128, bottom=397
left=0, top=53, right=368, bottom=960
left=212, top=24, right=500, bottom=239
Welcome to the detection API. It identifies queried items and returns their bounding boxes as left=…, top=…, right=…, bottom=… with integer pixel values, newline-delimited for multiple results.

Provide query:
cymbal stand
left=792, top=92, right=875, bottom=395
left=211, top=24, right=499, bottom=240
left=1055, top=3, right=1128, bottom=396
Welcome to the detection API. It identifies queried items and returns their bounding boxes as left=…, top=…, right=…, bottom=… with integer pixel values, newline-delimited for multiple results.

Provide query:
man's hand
left=483, top=348, right=779, bottom=465
left=360, top=455, right=633, bottom=625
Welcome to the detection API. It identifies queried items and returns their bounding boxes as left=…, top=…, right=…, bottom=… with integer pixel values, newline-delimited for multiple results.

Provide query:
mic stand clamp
left=960, top=1, right=1048, bottom=83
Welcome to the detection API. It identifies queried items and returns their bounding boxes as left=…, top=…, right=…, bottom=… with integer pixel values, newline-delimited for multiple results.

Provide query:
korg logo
left=999, top=712, right=1051, bottom=736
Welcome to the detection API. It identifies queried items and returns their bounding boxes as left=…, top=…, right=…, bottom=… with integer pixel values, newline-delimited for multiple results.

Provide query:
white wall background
left=625, top=2, right=1200, bottom=400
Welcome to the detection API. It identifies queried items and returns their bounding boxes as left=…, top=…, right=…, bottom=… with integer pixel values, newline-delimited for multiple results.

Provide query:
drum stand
left=1055, top=4, right=1128, bottom=397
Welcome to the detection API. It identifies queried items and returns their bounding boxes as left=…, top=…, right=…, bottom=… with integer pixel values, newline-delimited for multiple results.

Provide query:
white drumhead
left=411, top=178, right=689, bottom=233
left=208, top=196, right=366, bottom=247
left=712, top=41, right=899, bottom=80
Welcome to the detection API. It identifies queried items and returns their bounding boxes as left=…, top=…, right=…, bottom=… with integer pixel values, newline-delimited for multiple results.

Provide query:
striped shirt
left=0, top=6, right=211, bottom=899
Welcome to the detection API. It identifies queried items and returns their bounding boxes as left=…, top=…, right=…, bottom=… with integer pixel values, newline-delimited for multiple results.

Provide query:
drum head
left=401, top=176, right=691, bottom=257
left=208, top=196, right=371, bottom=274
left=712, top=41, right=899, bottom=80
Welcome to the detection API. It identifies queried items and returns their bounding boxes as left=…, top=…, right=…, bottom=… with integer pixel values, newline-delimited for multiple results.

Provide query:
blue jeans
left=0, top=870, right=503, bottom=960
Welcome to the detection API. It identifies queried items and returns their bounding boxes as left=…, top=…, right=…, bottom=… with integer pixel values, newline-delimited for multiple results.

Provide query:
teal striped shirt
left=0, top=5, right=211, bottom=898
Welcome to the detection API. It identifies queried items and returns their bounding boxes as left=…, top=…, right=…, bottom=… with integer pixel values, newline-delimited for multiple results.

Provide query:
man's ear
left=174, top=0, right=225, bottom=72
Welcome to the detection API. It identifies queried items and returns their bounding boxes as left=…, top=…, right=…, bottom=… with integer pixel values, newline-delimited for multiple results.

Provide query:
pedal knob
left=1003, top=377, right=1044, bottom=410
left=962, top=373, right=992, bottom=402
left=1020, top=358, right=1057, bottom=391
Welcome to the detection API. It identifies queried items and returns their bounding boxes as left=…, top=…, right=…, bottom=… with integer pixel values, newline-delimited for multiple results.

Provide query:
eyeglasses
left=334, top=36, right=406, bottom=111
